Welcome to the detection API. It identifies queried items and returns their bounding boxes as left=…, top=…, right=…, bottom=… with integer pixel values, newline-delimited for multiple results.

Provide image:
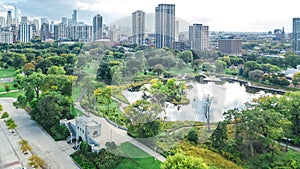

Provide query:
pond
left=122, top=81, right=275, bottom=122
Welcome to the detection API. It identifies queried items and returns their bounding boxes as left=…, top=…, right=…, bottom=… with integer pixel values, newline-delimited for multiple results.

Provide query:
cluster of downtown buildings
left=1, top=4, right=300, bottom=55
left=0, top=4, right=210, bottom=51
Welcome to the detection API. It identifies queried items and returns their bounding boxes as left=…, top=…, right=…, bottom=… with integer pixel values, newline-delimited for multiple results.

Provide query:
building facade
left=218, top=39, right=242, bottom=56
left=93, top=14, right=103, bottom=42
left=40, top=23, right=50, bottom=41
left=19, top=23, right=33, bottom=43
left=0, top=31, right=13, bottom=44
left=155, top=4, right=175, bottom=48
left=189, top=24, right=209, bottom=50
left=132, top=10, right=145, bottom=46
left=293, top=18, right=300, bottom=53
left=6, top=11, right=12, bottom=26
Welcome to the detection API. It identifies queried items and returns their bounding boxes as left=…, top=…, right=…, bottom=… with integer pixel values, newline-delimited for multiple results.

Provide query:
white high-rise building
left=54, top=23, right=67, bottom=40
left=0, top=17, right=5, bottom=27
left=132, top=10, right=145, bottom=46
left=93, top=14, right=103, bottom=41
left=155, top=4, right=175, bottom=48
left=0, top=31, right=13, bottom=44
left=19, top=23, right=33, bottom=42
left=189, top=24, right=209, bottom=50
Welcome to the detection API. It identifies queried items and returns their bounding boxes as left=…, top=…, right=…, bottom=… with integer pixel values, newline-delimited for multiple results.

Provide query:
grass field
left=0, top=82, right=17, bottom=92
left=83, top=61, right=98, bottom=76
left=0, top=67, right=16, bottom=78
left=115, top=142, right=161, bottom=169
left=71, top=105, right=84, bottom=117
left=168, top=66, right=194, bottom=74
left=0, top=91, right=22, bottom=98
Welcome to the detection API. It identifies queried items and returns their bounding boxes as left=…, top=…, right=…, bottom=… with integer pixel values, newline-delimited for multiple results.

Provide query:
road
left=74, top=102, right=166, bottom=162
left=0, top=98, right=79, bottom=169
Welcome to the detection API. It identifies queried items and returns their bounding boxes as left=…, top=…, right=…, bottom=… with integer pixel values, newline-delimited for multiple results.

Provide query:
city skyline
left=0, top=0, right=300, bottom=32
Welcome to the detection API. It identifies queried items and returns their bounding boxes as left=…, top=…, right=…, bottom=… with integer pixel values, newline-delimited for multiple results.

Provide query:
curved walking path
left=75, top=90, right=166, bottom=161
left=74, top=101, right=166, bottom=162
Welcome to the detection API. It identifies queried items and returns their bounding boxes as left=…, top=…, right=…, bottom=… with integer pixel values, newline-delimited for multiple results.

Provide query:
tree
left=215, top=60, right=227, bottom=73
left=28, top=155, right=46, bottom=169
left=180, top=50, right=193, bottom=63
left=187, top=128, right=199, bottom=144
left=46, top=66, right=66, bottom=75
left=161, top=153, right=209, bottom=169
left=203, top=94, right=212, bottom=132
left=153, top=64, right=164, bottom=76
left=292, top=72, right=300, bottom=86
left=1, top=112, right=9, bottom=119
left=23, top=62, right=35, bottom=76
left=209, top=121, right=228, bottom=149
left=19, top=139, right=32, bottom=153
left=0, top=104, right=2, bottom=111
left=12, top=53, right=27, bottom=69
left=279, top=92, right=300, bottom=135
left=7, top=120, right=17, bottom=133
left=22, top=72, right=46, bottom=99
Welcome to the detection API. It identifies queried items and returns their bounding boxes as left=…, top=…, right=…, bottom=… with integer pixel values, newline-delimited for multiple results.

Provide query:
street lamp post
left=283, top=137, right=291, bottom=152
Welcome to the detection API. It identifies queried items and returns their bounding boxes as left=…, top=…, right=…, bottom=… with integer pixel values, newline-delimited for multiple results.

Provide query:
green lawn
left=168, top=66, right=194, bottom=74
left=0, top=91, right=22, bottom=98
left=0, top=67, right=16, bottom=78
left=115, top=142, right=161, bottom=169
left=71, top=105, right=84, bottom=117
left=72, top=86, right=82, bottom=101
left=0, top=82, right=17, bottom=92
left=83, top=61, right=98, bottom=76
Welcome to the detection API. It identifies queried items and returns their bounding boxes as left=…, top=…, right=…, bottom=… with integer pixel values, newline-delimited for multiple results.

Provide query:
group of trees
left=207, top=92, right=300, bottom=167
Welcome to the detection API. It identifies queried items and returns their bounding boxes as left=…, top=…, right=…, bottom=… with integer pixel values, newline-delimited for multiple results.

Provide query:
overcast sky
left=0, top=0, right=300, bottom=32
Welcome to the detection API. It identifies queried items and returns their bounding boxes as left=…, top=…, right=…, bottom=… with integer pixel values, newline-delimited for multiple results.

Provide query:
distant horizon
left=0, top=0, right=300, bottom=32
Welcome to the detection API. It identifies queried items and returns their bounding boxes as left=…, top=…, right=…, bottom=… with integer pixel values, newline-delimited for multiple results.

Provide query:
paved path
left=74, top=102, right=166, bottom=162
left=0, top=98, right=79, bottom=169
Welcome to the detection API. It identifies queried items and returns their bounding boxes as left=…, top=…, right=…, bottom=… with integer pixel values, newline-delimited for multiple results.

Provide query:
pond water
left=122, top=81, right=274, bottom=122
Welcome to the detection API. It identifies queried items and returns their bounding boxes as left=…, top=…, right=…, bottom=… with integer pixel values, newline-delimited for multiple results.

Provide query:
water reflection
left=122, top=81, right=272, bottom=122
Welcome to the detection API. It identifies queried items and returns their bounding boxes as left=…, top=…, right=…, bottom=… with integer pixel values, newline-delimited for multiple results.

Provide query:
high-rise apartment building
left=19, top=23, right=33, bottom=42
left=0, top=31, right=13, bottom=44
left=32, top=19, right=39, bottom=34
left=293, top=18, right=300, bottom=53
left=54, top=23, right=68, bottom=41
left=40, top=23, right=50, bottom=41
left=6, top=11, right=13, bottom=26
left=132, top=10, right=145, bottom=46
left=67, top=24, right=92, bottom=42
left=93, top=14, right=103, bottom=41
left=62, top=17, right=67, bottom=25
left=189, top=24, right=209, bottom=50
left=155, top=4, right=175, bottom=48
left=20, top=16, right=28, bottom=24
left=218, top=39, right=242, bottom=56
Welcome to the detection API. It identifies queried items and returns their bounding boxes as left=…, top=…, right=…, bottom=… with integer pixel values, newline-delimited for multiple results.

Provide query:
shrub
left=187, top=128, right=199, bottom=144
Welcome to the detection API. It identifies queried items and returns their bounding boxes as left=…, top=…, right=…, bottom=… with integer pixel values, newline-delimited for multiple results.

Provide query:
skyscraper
left=0, top=17, right=5, bottom=27
left=293, top=18, right=300, bottom=53
left=155, top=4, right=175, bottom=48
left=93, top=14, right=103, bottom=42
left=72, top=10, right=77, bottom=24
left=40, top=23, right=50, bottom=41
left=20, top=16, right=28, bottom=24
left=6, top=11, right=13, bottom=26
left=19, top=23, right=33, bottom=42
left=132, top=10, right=145, bottom=46
left=189, top=24, right=209, bottom=50
left=62, top=17, right=67, bottom=25
left=32, top=19, right=40, bottom=34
